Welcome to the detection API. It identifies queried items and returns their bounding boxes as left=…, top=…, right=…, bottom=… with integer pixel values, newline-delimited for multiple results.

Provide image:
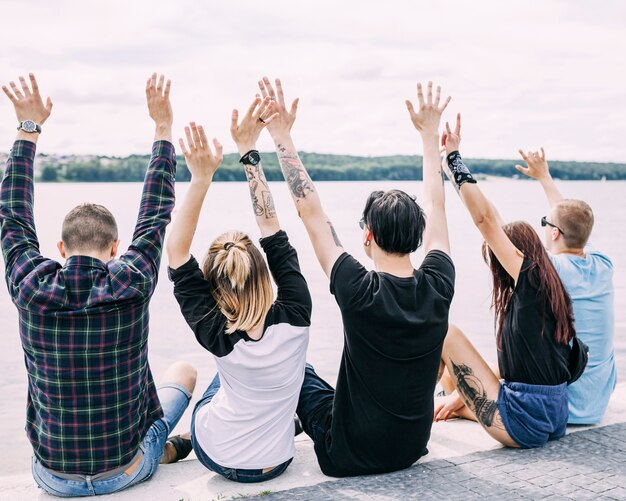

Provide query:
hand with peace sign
left=442, top=113, right=462, bottom=156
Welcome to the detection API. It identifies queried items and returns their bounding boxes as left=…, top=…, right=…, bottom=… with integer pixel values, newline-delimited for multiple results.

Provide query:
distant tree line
left=4, top=152, right=626, bottom=182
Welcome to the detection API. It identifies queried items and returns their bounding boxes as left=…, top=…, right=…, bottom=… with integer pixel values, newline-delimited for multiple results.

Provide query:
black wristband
left=446, top=151, right=477, bottom=188
left=239, top=149, right=260, bottom=166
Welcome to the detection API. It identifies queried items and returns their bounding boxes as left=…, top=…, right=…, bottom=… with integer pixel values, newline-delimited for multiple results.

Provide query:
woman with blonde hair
left=166, top=96, right=311, bottom=482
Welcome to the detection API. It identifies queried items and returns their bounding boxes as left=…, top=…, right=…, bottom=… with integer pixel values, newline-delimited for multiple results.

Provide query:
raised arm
left=516, top=147, right=563, bottom=208
left=406, top=81, right=451, bottom=255
left=1, top=74, right=54, bottom=291
left=442, top=115, right=524, bottom=282
left=230, top=95, right=280, bottom=237
left=259, top=76, right=343, bottom=277
left=166, top=123, right=222, bottom=269
left=120, top=74, right=177, bottom=284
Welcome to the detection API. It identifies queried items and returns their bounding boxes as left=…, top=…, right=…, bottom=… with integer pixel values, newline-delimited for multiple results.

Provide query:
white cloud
left=0, top=0, right=623, bottom=161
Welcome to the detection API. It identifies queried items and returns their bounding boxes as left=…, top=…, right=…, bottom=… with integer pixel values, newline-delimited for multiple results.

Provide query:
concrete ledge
left=3, top=383, right=625, bottom=500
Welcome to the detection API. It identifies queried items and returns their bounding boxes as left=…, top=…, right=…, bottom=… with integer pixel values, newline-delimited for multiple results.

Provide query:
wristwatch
left=239, top=150, right=260, bottom=166
left=17, top=120, right=42, bottom=134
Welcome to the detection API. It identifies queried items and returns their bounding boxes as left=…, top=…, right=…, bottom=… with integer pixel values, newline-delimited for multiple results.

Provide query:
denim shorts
left=190, top=373, right=293, bottom=483
left=31, top=383, right=192, bottom=497
left=498, top=380, right=568, bottom=449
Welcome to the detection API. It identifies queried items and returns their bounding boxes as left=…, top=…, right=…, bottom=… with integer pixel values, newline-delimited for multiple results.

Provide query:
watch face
left=248, top=151, right=260, bottom=165
left=22, top=120, right=36, bottom=132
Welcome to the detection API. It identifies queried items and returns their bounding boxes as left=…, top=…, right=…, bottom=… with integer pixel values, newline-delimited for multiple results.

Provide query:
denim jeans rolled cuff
left=498, top=380, right=568, bottom=449
left=31, top=382, right=192, bottom=497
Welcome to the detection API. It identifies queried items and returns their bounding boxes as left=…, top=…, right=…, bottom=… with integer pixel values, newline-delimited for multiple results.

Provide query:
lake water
left=0, top=180, right=623, bottom=477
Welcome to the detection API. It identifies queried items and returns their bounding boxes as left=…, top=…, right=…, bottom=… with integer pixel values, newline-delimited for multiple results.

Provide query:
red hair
left=482, top=221, right=575, bottom=346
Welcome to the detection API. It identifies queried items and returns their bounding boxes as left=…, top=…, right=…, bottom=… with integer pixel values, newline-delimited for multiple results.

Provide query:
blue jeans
left=295, top=363, right=335, bottom=445
left=190, top=373, right=293, bottom=483
left=31, top=383, right=192, bottom=497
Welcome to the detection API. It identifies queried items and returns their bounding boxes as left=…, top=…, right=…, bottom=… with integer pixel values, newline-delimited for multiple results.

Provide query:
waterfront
left=0, top=179, right=623, bottom=477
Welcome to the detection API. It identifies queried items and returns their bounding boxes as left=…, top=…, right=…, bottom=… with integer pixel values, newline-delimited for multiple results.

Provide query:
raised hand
left=179, top=122, right=223, bottom=185
left=2, top=73, right=53, bottom=125
left=230, top=95, right=277, bottom=153
left=442, top=113, right=462, bottom=155
left=516, top=148, right=550, bottom=180
left=257, top=76, right=299, bottom=139
left=406, top=81, right=451, bottom=135
left=146, top=73, right=173, bottom=127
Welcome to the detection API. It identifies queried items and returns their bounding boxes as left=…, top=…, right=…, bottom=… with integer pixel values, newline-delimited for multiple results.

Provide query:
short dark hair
left=62, top=204, right=119, bottom=252
left=362, top=189, right=425, bottom=255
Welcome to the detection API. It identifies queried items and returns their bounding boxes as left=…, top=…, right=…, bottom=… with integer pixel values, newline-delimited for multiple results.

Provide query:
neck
left=552, top=246, right=585, bottom=257
left=67, top=251, right=111, bottom=263
left=371, top=248, right=414, bottom=277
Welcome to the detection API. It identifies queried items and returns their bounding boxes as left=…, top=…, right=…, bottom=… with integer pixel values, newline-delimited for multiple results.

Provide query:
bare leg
left=440, top=324, right=518, bottom=447
left=160, top=361, right=197, bottom=464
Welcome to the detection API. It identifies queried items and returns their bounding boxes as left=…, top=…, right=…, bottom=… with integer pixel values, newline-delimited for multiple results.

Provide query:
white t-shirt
left=169, top=230, right=311, bottom=469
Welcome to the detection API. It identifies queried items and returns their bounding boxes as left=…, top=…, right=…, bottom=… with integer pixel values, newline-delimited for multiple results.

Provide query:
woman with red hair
left=434, top=114, right=585, bottom=448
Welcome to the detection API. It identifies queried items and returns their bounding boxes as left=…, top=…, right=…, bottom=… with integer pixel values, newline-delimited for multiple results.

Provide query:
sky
left=0, top=0, right=624, bottom=161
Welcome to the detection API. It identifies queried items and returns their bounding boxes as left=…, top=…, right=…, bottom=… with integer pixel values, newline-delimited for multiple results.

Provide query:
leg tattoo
left=450, top=359, right=504, bottom=430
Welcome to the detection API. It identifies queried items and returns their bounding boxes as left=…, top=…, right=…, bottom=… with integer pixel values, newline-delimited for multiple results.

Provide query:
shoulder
left=418, top=250, right=455, bottom=294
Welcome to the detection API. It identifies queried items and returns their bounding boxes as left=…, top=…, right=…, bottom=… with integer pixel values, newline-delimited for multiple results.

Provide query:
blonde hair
left=554, top=199, right=594, bottom=249
left=202, top=231, right=274, bottom=334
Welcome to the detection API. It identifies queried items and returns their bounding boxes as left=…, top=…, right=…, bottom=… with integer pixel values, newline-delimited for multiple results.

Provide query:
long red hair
left=482, top=221, right=575, bottom=346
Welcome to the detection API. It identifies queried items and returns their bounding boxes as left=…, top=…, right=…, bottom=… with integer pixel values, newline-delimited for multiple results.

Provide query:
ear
left=57, top=241, right=66, bottom=258
left=552, top=227, right=560, bottom=242
left=110, top=240, right=120, bottom=258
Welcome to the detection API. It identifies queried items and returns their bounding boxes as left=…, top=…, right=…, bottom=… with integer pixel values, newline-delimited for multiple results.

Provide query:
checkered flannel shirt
left=0, top=140, right=176, bottom=474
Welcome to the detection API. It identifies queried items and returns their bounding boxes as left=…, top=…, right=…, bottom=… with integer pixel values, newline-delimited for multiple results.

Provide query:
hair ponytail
left=202, top=231, right=273, bottom=334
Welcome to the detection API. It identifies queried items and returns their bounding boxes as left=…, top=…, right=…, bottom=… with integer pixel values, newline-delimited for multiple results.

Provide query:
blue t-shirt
left=550, top=248, right=616, bottom=424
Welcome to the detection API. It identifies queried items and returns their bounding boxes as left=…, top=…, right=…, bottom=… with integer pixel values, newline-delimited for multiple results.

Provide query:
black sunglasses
left=541, top=216, right=566, bottom=236
left=358, top=218, right=366, bottom=230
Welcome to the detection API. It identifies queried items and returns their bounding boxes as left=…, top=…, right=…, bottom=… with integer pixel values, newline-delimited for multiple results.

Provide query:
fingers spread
left=213, top=138, right=223, bottom=160
left=184, top=126, right=194, bottom=150
left=2, top=85, right=16, bottom=102
left=440, top=95, right=452, bottom=113
left=178, top=138, right=190, bottom=157
left=276, top=78, right=286, bottom=107
left=19, top=76, right=31, bottom=96
left=10, top=81, right=23, bottom=99
left=190, top=122, right=202, bottom=149
left=230, top=109, right=239, bottom=133
left=290, top=97, right=299, bottom=117
left=416, top=83, right=424, bottom=107
left=29, top=73, right=39, bottom=92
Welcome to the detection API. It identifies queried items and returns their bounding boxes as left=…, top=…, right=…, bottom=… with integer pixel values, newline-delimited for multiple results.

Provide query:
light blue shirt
left=550, top=248, right=616, bottom=424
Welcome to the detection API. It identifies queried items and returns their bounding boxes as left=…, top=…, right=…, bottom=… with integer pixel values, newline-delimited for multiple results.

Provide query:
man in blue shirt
left=516, top=148, right=616, bottom=424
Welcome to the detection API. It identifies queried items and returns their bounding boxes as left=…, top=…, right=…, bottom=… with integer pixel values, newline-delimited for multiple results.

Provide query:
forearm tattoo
left=245, top=163, right=276, bottom=219
left=327, top=221, right=342, bottom=247
left=450, top=359, right=504, bottom=430
left=276, top=144, right=315, bottom=199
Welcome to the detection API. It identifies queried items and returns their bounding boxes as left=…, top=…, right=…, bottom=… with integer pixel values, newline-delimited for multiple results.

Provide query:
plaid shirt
left=0, top=140, right=176, bottom=475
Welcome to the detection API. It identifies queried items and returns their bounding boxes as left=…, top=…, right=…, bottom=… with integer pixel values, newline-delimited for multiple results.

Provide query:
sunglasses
left=358, top=218, right=366, bottom=230
left=541, top=216, right=566, bottom=236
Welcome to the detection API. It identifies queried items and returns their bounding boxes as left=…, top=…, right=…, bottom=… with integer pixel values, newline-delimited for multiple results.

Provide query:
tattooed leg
left=449, top=359, right=505, bottom=430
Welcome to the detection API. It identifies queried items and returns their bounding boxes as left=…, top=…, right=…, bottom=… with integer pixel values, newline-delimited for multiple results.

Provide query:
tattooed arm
left=230, top=95, right=280, bottom=237
left=406, top=81, right=451, bottom=256
left=258, top=77, right=344, bottom=277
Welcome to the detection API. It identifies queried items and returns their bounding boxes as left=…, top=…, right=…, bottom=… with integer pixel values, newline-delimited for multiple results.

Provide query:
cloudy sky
left=0, top=0, right=624, bottom=161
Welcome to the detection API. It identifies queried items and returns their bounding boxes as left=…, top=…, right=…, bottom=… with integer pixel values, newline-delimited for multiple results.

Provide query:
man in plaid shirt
left=1, top=73, right=197, bottom=497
